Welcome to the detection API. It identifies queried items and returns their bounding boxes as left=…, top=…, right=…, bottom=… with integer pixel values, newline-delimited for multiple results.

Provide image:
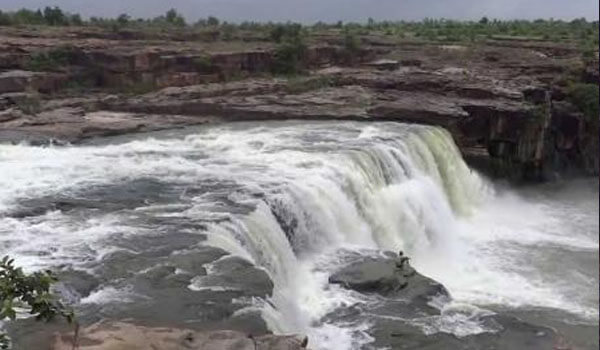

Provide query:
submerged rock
left=369, top=314, right=560, bottom=350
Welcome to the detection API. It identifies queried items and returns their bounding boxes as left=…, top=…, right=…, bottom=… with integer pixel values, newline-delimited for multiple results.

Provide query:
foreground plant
left=0, top=256, right=74, bottom=349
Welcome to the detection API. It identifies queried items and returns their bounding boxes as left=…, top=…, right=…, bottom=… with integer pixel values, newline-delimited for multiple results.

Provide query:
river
left=1, top=121, right=597, bottom=349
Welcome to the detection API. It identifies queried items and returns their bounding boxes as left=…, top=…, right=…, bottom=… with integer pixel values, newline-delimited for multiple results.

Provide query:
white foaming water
left=0, top=121, right=597, bottom=349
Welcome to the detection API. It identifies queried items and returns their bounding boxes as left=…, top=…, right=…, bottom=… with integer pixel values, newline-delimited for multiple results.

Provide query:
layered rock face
left=0, top=26, right=597, bottom=180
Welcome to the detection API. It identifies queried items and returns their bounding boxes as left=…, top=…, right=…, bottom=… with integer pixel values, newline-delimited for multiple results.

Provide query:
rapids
left=0, top=121, right=597, bottom=349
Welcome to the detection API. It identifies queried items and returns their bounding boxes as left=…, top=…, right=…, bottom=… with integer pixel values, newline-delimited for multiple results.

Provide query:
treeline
left=0, top=7, right=83, bottom=26
left=0, top=7, right=598, bottom=48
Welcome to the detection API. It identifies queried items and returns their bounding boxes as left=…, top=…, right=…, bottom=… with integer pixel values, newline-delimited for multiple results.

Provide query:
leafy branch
left=0, top=256, right=74, bottom=349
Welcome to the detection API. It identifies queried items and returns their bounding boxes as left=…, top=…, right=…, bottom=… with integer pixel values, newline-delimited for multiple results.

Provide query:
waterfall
left=196, top=123, right=490, bottom=346
left=2, top=120, right=594, bottom=350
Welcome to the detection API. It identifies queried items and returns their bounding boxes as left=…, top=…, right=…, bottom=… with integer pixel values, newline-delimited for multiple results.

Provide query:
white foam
left=2, top=121, right=597, bottom=350
left=80, top=286, right=138, bottom=304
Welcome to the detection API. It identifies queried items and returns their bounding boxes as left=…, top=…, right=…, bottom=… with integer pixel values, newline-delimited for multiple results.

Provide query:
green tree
left=272, top=28, right=307, bottom=75
left=11, top=9, right=44, bottom=25
left=567, top=83, right=600, bottom=125
left=69, top=14, right=83, bottom=26
left=0, top=256, right=74, bottom=349
left=367, top=17, right=375, bottom=29
left=165, top=8, right=186, bottom=27
left=117, top=13, right=131, bottom=26
left=207, top=16, right=220, bottom=26
left=0, top=11, right=11, bottom=26
left=43, top=6, right=67, bottom=26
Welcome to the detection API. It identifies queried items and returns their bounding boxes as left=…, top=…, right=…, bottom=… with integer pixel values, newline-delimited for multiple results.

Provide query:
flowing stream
left=0, top=121, right=597, bottom=349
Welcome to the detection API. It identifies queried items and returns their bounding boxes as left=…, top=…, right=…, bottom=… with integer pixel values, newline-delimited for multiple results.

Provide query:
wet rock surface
left=9, top=242, right=277, bottom=349
left=327, top=253, right=563, bottom=350
left=368, top=314, right=560, bottom=350
left=329, top=255, right=448, bottom=303
left=6, top=178, right=276, bottom=348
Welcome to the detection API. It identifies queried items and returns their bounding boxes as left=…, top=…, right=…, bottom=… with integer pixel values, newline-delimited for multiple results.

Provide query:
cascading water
left=0, top=121, right=597, bottom=349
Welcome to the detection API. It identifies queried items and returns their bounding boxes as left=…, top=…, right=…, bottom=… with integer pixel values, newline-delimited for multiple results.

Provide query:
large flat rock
left=51, top=322, right=308, bottom=350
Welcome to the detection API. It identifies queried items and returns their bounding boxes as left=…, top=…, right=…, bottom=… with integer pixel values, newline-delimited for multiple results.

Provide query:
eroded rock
left=50, top=322, right=309, bottom=350
left=0, top=70, right=68, bottom=93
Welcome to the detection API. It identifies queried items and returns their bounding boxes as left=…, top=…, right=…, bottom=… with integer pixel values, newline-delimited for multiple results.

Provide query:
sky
left=1, top=0, right=598, bottom=23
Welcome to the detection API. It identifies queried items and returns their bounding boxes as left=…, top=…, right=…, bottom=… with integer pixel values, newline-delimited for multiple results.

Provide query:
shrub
left=207, top=16, right=220, bottom=27
left=272, top=37, right=307, bottom=75
left=193, top=56, right=213, bottom=72
left=0, top=256, right=74, bottom=349
left=220, top=23, right=236, bottom=41
left=25, top=46, right=76, bottom=72
left=117, top=13, right=130, bottom=26
left=12, top=9, right=44, bottom=25
left=270, top=23, right=303, bottom=43
left=342, top=29, right=361, bottom=62
left=567, top=83, right=599, bottom=124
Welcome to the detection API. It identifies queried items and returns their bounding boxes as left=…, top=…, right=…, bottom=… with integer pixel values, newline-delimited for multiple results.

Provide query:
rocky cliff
left=0, top=26, right=597, bottom=181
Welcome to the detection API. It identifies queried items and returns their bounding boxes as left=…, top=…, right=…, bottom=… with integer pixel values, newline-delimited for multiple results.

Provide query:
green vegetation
left=0, top=256, right=73, bottom=349
left=566, top=83, right=599, bottom=125
left=165, top=8, right=186, bottom=27
left=270, top=23, right=303, bottom=43
left=24, top=46, right=77, bottom=72
left=285, top=75, right=333, bottom=94
left=193, top=55, right=213, bottom=73
left=88, top=8, right=188, bottom=31
left=271, top=25, right=308, bottom=75
left=1, top=7, right=597, bottom=85
left=0, top=7, right=597, bottom=49
left=0, top=7, right=81, bottom=26
left=342, top=28, right=361, bottom=64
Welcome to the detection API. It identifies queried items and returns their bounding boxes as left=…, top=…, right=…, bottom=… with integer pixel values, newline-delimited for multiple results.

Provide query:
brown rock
left=51, top=322, right=308, bottom=350
left=0, top=108, right=26, bottom=122
left=365, top=59, right=400, bottom=71
left=0, top=70, right=68, bottom=94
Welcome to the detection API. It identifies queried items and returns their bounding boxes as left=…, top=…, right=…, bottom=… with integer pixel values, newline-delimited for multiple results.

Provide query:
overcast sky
left=1, top=0, right=598, bottom=23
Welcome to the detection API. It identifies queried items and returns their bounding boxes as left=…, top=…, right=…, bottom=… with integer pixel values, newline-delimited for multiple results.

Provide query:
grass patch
left=285, top=76, right=333, bottom=94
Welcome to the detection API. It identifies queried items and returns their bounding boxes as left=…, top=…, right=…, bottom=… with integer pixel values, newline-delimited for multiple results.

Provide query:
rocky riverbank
left=0, top=26, right=597, bottom=181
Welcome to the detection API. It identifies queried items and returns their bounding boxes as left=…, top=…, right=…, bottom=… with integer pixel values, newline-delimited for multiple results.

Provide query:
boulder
left=328, top=255, right=449, bottom=301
